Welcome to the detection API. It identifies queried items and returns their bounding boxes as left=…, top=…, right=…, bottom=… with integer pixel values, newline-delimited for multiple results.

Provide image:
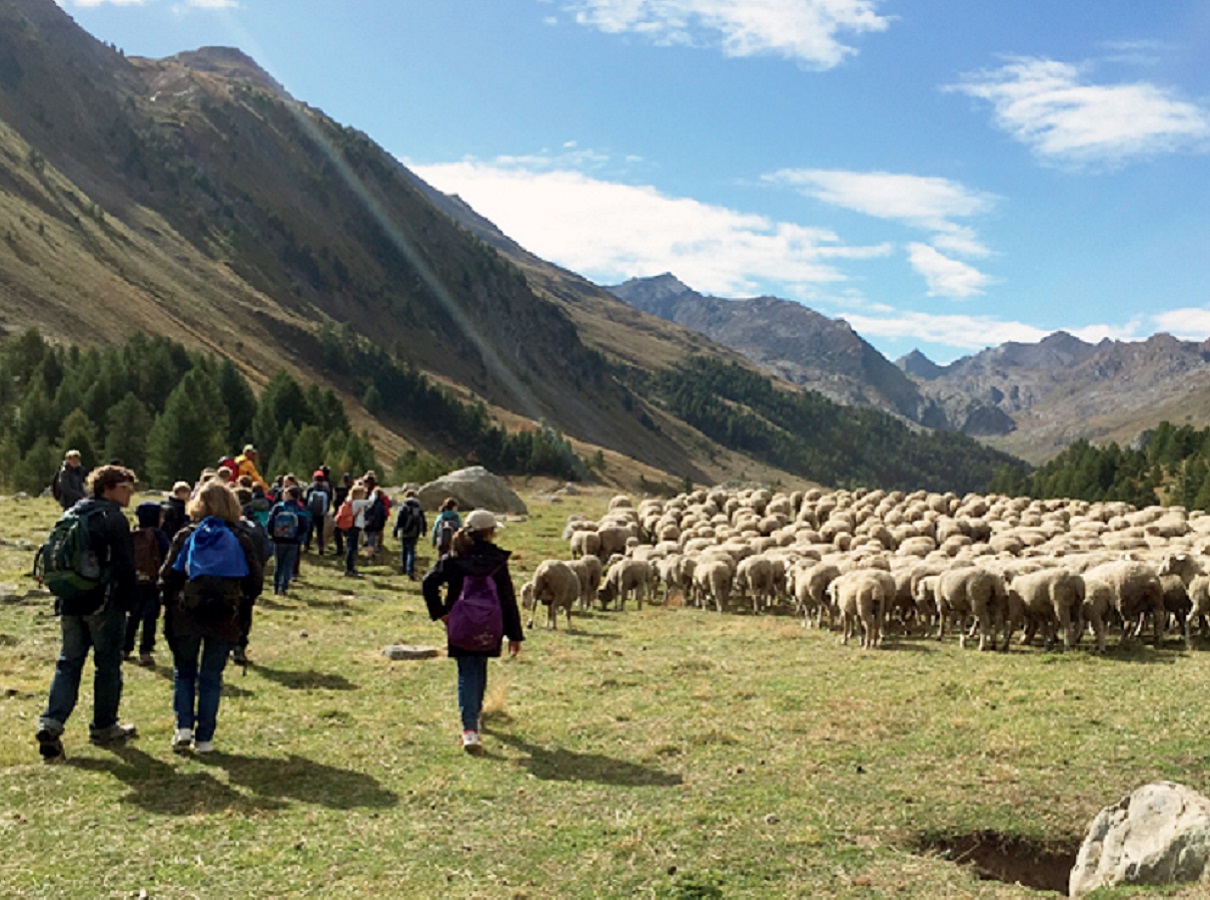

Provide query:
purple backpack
left=447, top=568, right=504, bottom=652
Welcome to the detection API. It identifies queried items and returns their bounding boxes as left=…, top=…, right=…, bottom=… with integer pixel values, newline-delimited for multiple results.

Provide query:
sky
left=53, top=0, right=1210, bottom=364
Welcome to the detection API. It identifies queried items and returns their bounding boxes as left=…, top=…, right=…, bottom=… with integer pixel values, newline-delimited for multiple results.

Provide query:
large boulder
left=417, top=466, right=527, bottom=516
left=1070, top=781, right=1210, bottom=896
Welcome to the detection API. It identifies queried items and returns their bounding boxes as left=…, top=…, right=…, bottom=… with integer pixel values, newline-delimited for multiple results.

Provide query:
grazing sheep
left=935, top=566, right=1008, bottom=651
left=735, top=555, right=777, bottom=613
left=599, top=558, right=651, bottom=611
left=595, top=525, right=630, bottom=561
left=692, top=557, right=733, bottom=613
left=1006, top=567, right=1084, bottom=651
left=1081, top=560, right=1165, bottom=649
left=527, top=560, right=581, bottom=630
left=568, top=555, right=603, bottom=611
left=569, top=529, right=602, bottom=560
left=828, top=568, right=893, bottom=649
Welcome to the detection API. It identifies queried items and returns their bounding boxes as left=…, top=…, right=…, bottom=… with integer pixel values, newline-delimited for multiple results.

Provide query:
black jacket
left=53, top=464, right=87, bottom=510
left=60, top=498, right=136, bottom=616
left=422, top=541, right=523, bottom=658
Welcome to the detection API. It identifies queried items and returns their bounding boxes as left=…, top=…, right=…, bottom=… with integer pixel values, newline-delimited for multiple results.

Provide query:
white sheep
left=526, top=560, right=580, bottom=630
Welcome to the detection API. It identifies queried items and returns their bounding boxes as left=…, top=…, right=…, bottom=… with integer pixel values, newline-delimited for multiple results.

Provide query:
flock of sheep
left=520, top=485, right=1210, bottom=653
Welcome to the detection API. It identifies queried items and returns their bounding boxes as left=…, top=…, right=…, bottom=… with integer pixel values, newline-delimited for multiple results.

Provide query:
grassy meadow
left=3, top=488, right=1210, bottom=898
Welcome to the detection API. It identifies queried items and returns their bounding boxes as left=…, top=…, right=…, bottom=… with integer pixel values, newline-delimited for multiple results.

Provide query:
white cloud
left=766, top=168, right=996, bottom=296
left=948, top=56, right=1210, bottom=167
left=842, top=309, right=1142, bottom=354
left=906, top=243, right=991, bottom=298
left=563, top=0, right=891, bottom=69
left=1151, top=307, right=1210, bottom=341
left=765, top=168, right=994, bottom=246
left=408, top=157, right=891, bottom=296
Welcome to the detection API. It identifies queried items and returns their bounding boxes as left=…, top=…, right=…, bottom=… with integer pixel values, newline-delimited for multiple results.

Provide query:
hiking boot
left=89, top=722, right=138, bottom=745
left=35, top=727, right=64, bottom=762
left=194, top=739, right=215, bottom=754
left=461, top=729, right=481, bottom=753
left=138, top=652, right=155, bottom=667
left=231, top=646, right=248, bottom=666
left=172, top=728, right=193, bottom=753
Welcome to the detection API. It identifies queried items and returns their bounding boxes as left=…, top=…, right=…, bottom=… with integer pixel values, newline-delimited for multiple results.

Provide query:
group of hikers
left=35, top=447, right=524, bottom=761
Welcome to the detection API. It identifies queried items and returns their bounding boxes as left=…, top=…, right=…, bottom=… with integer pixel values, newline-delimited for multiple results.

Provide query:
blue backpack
left=272, top=507, right=301, bottom=542
left=446, top=568, right=504, bottom=652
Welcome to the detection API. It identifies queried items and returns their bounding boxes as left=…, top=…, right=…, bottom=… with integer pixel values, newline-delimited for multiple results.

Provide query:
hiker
left=234, top=444, right=268, bottom=491
left=124, top=501, right=169, bottom=666
left=303, top=470, right=333, bottom=555
left=35, top=465, right=140, bottom=761
left=432, top=497, right=461, bottom=558
left=161, top=481, right=191, bottom=538
left=332, top=473, right=353, bottom=557
left=51, top=449, right=87, bottom=510
left=232, top=487, right=273, bottom=666
left=392, top=490, right=426, bottom=579
left=362, top=485, right=389, bottom=559
left=160, top=480, right=264, bottom=753
left=422, top=509, right=523, bottom=753
left=267, top=484, right=311, bottom=595
left=335, top=481, right=372, bottom=577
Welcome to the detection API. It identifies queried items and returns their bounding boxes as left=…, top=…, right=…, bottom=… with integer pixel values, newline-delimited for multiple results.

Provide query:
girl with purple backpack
left=421, top=509, right=523, bottom=753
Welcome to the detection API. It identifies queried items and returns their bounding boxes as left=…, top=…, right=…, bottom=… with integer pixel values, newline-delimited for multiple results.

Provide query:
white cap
left=464, top=509, right=501, bottom=531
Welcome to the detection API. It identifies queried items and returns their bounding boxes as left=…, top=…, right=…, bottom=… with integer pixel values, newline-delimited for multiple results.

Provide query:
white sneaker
left=194, top=739, right=215, bottom=754
left=461, top=729, right=481, bottom=753
left=172, top=728, right=193, bottom=753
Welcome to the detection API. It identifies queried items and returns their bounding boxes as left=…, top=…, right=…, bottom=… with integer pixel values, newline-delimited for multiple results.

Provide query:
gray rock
left=383, top=644, right=440, bottom=660
left=417, top=466, right=528, bottom=515
left=1070, top=781, right=1210, bottom=897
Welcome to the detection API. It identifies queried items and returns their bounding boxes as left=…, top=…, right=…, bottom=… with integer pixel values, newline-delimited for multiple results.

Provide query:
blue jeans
left=172, top=633, right=231, bottom=742
left=39, top=600, right=125, bottom=736
left=343, top=527, right=361, bottom=574
left=399, top=538, right=418, bottom=576
left=274, top=542, right=300, bottom=593
left=456, top=655, right=489, bottom=732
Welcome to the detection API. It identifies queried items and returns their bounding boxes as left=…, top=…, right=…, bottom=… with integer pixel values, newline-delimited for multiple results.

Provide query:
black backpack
left=363, top=495, right=387, bottom=532
left=436, top=518, right=457, bottom=556
left=396, top=503, right=421, bottom=539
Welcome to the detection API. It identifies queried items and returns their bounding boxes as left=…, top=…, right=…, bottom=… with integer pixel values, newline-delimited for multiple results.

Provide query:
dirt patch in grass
left=910, top=829, right=1079, bottom=895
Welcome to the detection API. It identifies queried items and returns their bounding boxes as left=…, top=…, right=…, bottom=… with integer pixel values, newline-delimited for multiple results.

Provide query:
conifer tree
left=290, top=425, right=324, bottom=479
left=57, top=408, right=100, bottom=470
left=14, top=437, right=57, bottom=495
left=104, top=392, right=154, bottom=476
left=216, top=358, right=257, bottom=449
left=145, top=369, right=229, bottom=487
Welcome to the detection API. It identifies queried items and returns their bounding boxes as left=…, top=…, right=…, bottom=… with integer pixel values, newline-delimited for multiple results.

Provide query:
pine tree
left=104, top=392, right=154, bottom=477
left=57, top=408, right=100, bottom=470
left=216, top=358, right=258, bottom=449
left=145, top=369, right=229, bottom=487
left=290, top=425, right=324, bottom=479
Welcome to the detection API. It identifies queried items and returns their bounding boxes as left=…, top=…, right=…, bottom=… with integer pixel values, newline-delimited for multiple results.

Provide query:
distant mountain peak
left=897, top=349, right=944, bottom=380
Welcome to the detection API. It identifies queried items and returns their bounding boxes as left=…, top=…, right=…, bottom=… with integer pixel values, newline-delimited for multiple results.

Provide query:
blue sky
left=55, top=0, right=1210, bottom=364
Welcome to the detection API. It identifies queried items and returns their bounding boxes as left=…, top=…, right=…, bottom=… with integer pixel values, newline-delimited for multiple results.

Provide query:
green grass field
left=3, top=491, right=1209, bottom=898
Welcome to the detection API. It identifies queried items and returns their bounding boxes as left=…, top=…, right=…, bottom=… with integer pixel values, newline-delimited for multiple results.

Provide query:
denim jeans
left=343, top=527, right=361, bottom=574
left=124, top=584, right=161, bottom=655
left=399, top=538, right=418, bottom=577
left=456, top=655, right=489, bottom=732
left=172, top=633, right=231, bottom=742
left=39, top=599, right=125, bottom=736
left=273, top=542, right=300, bottom=593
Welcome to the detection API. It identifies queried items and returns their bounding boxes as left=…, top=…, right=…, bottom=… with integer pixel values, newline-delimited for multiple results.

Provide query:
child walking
left=422, top=510, right=523, bottom=753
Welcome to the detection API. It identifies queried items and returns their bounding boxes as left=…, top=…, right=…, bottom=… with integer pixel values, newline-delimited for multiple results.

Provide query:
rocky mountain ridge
left=607, top=274, right=1210, bottom=464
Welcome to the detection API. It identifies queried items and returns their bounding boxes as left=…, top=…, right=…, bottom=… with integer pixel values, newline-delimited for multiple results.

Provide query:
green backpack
left=34, top=505, right=108, bottom=601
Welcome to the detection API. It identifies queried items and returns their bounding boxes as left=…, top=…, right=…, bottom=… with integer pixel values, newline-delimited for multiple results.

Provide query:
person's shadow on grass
left=250, top=663, right=358, bottom=691
left=486, top=729, right=683, bottom=787
left=70, top=744, right=284, bottom=815
left=195, top=750, right=398, bottom=809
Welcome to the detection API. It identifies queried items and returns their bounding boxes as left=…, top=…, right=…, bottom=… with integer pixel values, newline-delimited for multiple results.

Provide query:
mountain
left=0, top=0, right=1023, bottom=494
left=908, top=332, right=1210, bottom=464
left=607, top=274, right=1015, bottom=436
left=606, top=274, right=1210, bottom=467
